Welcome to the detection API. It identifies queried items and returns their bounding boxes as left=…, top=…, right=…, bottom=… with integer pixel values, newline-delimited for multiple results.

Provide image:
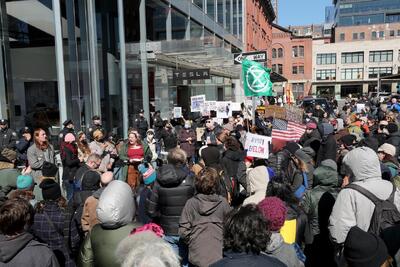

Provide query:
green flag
left=242, top=59, right=273, bottom=97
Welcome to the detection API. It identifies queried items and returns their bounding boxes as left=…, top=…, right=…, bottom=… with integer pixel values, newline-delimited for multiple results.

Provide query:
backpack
left=294, top=172, right=309, bottom=199
left=346, top=183, right=400, bottom=236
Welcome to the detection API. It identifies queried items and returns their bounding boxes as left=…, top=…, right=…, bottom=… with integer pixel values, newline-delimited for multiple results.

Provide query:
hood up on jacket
left=343, top=146, right=381, bottom=182
left=223, top=149, right=245, bottom=162
left=313, top=159, right=338, bottom=187
left=0, top=232, right=33, bottom=263
left=248, top=166, right=269, bottom=194
left=157, top=164, right=189, bottom=188
left=96, top=180, right=134, bottom=229
left=318, top=123, right=334, bottom=137
left=194, top=194, right=226, bottom=216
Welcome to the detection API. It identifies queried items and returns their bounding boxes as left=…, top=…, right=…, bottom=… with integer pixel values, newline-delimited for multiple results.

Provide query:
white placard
left=356, top=103, right=365, bottom=113
left=231, top=102, right=242, bottom=111
left=173, top=107, right=182, bottom=118
left=191, top=95, right=206, bottom=112
left=216, top=101, right=232, bottom=118
left=244, top=133, right=271, bottom=159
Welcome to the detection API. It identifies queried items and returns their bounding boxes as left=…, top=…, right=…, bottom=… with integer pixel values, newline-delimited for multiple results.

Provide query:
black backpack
left=346, top=183, right=400, bottom=236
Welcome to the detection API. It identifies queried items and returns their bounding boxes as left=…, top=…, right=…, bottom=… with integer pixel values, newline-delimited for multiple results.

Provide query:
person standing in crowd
left=144, top=129, right=159, bottom=168
left=377, top=143, right=399, bottom=183
left=88, top=115, right=104, bottom=142
left=136, top=163, right=157, bottom=224
left=220, top=136, right=245, bottom=192
left=0, top=199, right=59, bottom=266
left=89, top=129, right=116, bottom=173
left=27, top=128, right=55, bottom=201
left=159, top=121, right=178, bottom=152
left=0, top=119, right=17, bottom=152
left=8, top=174, right=37, bottom=207
left=316, top=122, right=337, bottom=166
left=74, top=153, right=102, bottom=192
left=79, top=180, right=141, bottom=267
left=59, top=119, right=75, bottom=144
left=0, top=149, right=19, bottom=196
left=15, top=127, right=33, bottom=167
left=386, top=123, right=400, bottom=157
left=146, top=148, right=195, bottom=266
left=31, top=179, right=80, bottom=267
left=119, top=131, right=152, bottom=189
left=134, top=109, right=149, bottom=139
left=179, top=121, right=196, bottom=164
left=60, top=133, right=81, bottom=201
left=299, top=121, right=321, bottom=146
left=76, top=131, right=91, bottom=163
left=152, top=110, right=164, bottom=139
left=179, top=167, right=231, bottom=267
left=258, top=197, right=304, bottom=267
left=210, top=204, right=286, bottom=267
left=81, top=171, right=113, bottom=233
left=329, top=147, right=400, bottom=246
left=243, top=164, right=270, bottom=205
left=203, top=119, right=223, bottom=145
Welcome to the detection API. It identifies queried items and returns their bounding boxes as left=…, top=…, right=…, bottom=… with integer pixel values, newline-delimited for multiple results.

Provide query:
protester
left=137, top=163, right=156, bottom=224
left=89, top=129, right=116, bottom=173
left=0, top=119, right=17, bottom=152
left=87, top=115, right=105, bottom=142
left=59, top=119, right=75, bottom=143
left=144, top=129, right=159, bottom=168
left=78, top=180, right=140, bottom=267
left=15, top=127, right=33, bottom=166
left=76, top=131, right=91, bottom=163
left=134, top=109, right=149, bottom=138
left=178, top=121, right=196, bottom=164
left=0, top=199, right=59, bottom=266
left=60, top=133, right=81, bottom=201
left=159, top=121, right=178, bottom=152
left=8, top=174, right=36, bottom=207
left=243, top=165, right=269, bottom=205
left=74, top=154, right=101, bottom=192
left=316, top=123, right=336, bottom=166
left=0, top=149, right=19, bottom=196
left=179, top=167, right=231, bottom=267
left=377, top=143, right=399, bottom=183
left=210, top=204, right=286, bottom=267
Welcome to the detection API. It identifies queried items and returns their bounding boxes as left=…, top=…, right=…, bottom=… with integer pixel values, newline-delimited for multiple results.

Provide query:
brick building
left=271, top=24, right=313, bottom=98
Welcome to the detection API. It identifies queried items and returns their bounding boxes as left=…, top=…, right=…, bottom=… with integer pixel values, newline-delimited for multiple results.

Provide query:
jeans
left=164, top=235, right=188, bottom=267
left=63, top=181, right=74, bottom=202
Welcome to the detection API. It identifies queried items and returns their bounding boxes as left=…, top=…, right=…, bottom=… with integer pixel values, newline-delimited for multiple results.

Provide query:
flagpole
left=252, top=97, right=256, bottom=127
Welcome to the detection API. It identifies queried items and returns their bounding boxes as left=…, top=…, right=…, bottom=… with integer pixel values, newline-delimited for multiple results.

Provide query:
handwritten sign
left=173, top=107, right=182, bottom=118
left=263, top=106, right=286, bottom=120
left=244, top=133, right=271, bottom=159
left=286, top=105, right=303, bottom=124
left=191, top=95, right=206, bottom=112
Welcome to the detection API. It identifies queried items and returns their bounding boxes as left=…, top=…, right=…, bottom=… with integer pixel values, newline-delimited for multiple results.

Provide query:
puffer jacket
left=78, top=180, right=140, bottom=267
left=146, top=164, right=195, bottom=235
left=302, top=159, right=339, bottom=237
left=179, top=194, right=231, bottom=267
left=329, top=147, right=400, bottom=244
left=243, top=166, right=269, bottom=205
left=266, top=232, right=304, bottom=267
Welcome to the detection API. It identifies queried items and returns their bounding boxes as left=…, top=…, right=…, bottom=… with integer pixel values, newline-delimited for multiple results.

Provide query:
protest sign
left=244, top=133, right=271, bottom=159
left=356, top=104, right=365, bottom=113
left=263, top=106, right=286, bottom=120
left=173, top=107, right=182, bottom=118
left=231, top=102, right=242, bottom=111
left=191, top=95, right=206, bottom=112
left=216, top=101, right=232, bottom=118
left=196, top=127, right=205, bottom=141
left=285, top=105, right=303, bottom=124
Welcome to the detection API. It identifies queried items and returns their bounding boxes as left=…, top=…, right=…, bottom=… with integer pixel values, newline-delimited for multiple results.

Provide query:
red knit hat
left=258, top=197, right=287, bottom=232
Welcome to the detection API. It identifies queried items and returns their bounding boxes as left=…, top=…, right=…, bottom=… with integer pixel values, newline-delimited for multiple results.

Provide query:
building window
left=317, top=53, right=336, bottom=65
left=372, top=31, right=377, bottom=40
left=316, top=69, right=336, bottom=80
left=278, top=64, right=283, bottom=75
left=207, top=0, right=215, bottom=20
left=272, top=48, right=277, bottom=58
left=353, top=33, right=358, bottom=40
left=292, top=66, right=298, bottom=74
left=193, top=0, right=203, bottom=9
left=298, top=65, right=304, bottom=74
left=369, top=67, right=393, bottom=78
left=360, top=32, right=365, bottom=39
left=171, top=9, right=188, bottom=40
left=369, top=50, right=393, bottom=62
left=341, top=68, right=363, bottom=80
left=341, top=52, right=364, bottom=64
left=390, top=30, right=395, bottom=37
left=340, top=33, right=345, bottom=41
left=299, top=46, right=304, bottom=57
left=278, top=48, right=283, bottom=58
left=292, top=46, right=298, bottom=57
left=379, top=31, right=385, bottom=38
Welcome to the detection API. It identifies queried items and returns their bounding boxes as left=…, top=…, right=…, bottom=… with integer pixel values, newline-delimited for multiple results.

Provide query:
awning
left=381, top=74, right=400, bottom=81
left=271, top=72, right=288, bottom=83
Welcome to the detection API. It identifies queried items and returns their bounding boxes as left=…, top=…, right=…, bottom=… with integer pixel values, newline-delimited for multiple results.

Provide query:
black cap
left=92, top=115, right=100, bottom=121
left=42, top=162, right=58, bottom=177
left=0, top=119, right=8, bottom=125
left=139, top=109, right=144, bottom=114
left=20, top=127, right=32, bottom=135
left=63, top=119, right=73, bottom=127
left=40, top=179, right=61, bottom=201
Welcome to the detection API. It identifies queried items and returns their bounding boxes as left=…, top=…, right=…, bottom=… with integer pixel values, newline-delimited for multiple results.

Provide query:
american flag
left=272, top=118, right=306, bottom=141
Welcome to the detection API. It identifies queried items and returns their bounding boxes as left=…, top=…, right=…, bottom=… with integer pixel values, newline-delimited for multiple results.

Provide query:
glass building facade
left=0, top=0, right=243, bottom=139
left=334, top=0, right=400, bottom=26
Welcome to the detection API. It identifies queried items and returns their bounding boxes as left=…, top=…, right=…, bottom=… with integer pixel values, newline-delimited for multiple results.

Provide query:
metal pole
left=117, top=0, right=128, bottom=138
left=252, top=97, right=256, bottom=124
left=377, top=72, right=381, bottom=94
left=53, top=0, right=67, bottom=125
left=139, top=0, right=150, bottom=123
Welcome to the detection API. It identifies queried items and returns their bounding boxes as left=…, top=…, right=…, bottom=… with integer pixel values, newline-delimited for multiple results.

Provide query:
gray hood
left=266, top=232, right=284, bottom=253
left=96, top=180, right=135, bottom=228
left=343, top=146, right=381, bottom=181
left=0, top=232, right=33, bottom=262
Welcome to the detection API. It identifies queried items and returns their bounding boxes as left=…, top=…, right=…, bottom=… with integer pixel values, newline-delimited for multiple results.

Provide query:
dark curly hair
left=223, top=204, right=271, bottom=255
left=266, top=181, right=299, bottom=206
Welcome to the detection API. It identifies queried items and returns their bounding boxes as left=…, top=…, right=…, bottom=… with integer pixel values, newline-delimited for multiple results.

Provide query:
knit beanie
left=138, top=163, right=157, bottom=185
left=306, top=122, right=317, bottom=129
left=40, top=179, right=61, bottom=200
left=387, top=123, right=398, bottom=134
left=64, top=133, right=75, bottom=143
left=258, top=197, right=287, bottom=232
left=42, top=162, right=58, bottom=177
left=201, top=146, right=220, bottom=166
left=81, top=171, right=101, bottom=191
left=344, top=226, right=389, bottom=267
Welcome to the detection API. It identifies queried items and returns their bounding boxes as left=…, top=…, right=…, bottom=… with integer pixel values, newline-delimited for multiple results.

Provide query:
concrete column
left=335, top=84, right=341, bottom=98
left=362, top=83, right=369, bottom=95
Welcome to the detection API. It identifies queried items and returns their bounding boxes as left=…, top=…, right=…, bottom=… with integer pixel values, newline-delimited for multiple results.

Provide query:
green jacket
left=118, top=142, right=152, bottom=182
left=302, top=163, right=339, bottom=237
left=0, top=166, right=20, bottom=195
left=78, top=222, right=141, bottom=267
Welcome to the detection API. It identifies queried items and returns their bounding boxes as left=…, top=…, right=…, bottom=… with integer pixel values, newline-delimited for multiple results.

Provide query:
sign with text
left=263, top=106, right=286, bottom=120
left=234, top=51, right=267, bottom=64
left=173, top=107, right=182, bottom=118
left=191, top=95, right=206, bottom=112
left=244, top=133, right=271, bottom=159
left=285, top=105, right=304, bottom=124
left=173, top=69, right=210, bottom=80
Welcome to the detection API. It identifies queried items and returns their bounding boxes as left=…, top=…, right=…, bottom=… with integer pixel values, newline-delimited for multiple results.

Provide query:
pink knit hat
left=258, top=197, right=287, bottom=232
left=64, top=133, right=76, bottom=143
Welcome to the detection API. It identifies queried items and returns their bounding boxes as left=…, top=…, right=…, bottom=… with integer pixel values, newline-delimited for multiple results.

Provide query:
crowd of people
left=0, top=96, right=400, bottom=266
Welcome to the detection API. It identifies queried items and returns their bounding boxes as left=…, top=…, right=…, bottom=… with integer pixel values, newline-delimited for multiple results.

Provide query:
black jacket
left=210, top=251, right=287, bottom=267
left=146, top=164, right=195, bottom=235
left=0, top=128, right=17, bottom=151
left=316, top=135, right=337, bottom=166
left=15, top=138, right=33, bottom=165
left=387, top=132, right=400, bottom=157
left=220, top=149, right=245, bottom=179
left=61, top=145, right=81, bottom=182
left=160, top=128, right=178, bottom=151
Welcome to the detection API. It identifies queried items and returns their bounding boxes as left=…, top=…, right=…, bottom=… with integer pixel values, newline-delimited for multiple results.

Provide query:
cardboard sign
left=191, top=95, right=206, bottom=112
left=263, top=106, right=286, bottom=120
left=173, top=107, right=182, bottom=118
left=285, top=105, right=303, bottom=124
left=244, top=133, right=271, bottom=159
left=196, top=127, right=205, bottom=142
